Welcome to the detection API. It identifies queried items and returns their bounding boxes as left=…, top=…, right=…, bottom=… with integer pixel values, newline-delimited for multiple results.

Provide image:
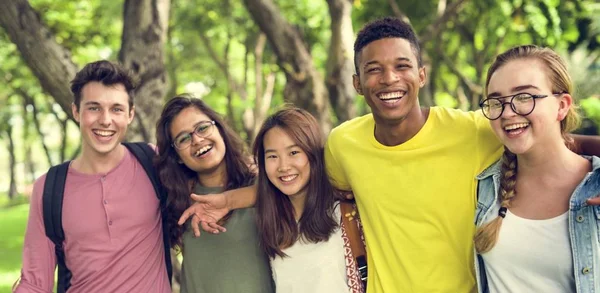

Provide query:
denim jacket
left=474, top=156, right=600, bottom=293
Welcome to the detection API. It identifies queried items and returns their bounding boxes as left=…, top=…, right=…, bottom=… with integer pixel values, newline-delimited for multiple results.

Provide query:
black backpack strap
left=123, top=142, right=173, bottom=285
left=42, top=161, right=72, bottom=293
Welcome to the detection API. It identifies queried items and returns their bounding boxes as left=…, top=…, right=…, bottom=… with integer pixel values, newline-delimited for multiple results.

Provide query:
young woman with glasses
left=155, top=95, right=274, bottom=293
left=473, top=45, right=600, bottom=293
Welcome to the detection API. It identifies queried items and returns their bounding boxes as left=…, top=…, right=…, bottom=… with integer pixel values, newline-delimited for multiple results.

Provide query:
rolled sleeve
left=325, top=133, right=351, bottom=191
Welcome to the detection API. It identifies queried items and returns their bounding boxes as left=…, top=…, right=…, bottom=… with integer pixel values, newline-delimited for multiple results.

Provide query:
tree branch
left=243, top=0, right=331, bottom=132
left=13, top=88, right=54, bottom=166
left=419, top=0, right=469, bottom=45
left=387, top=0, right=411, bottom=25
left=0, top=0, right=78, bottom=121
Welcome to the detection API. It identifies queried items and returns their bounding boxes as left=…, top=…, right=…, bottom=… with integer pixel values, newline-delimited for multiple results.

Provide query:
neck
left=289, top=192, right=307, bottom=222
left=72, top=144, right=125, bottom=174
left=374, top=107, right=429, bottom=146
left=517, top=139, right=587, bottom=184
left=197, top=163, right=228, bottom=188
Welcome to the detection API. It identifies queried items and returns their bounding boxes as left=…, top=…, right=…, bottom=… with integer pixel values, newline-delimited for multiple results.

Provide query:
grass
left=0, top=203, right=29, bottom=293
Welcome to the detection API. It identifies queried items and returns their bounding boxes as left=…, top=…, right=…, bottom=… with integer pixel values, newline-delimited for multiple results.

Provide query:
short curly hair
left=354, top=17, right=422, bottom=74
left=70, top=60, right=138, bottom=111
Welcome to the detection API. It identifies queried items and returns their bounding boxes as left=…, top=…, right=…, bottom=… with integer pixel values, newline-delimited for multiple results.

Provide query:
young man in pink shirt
left=14, top=61, right=171, bottom=293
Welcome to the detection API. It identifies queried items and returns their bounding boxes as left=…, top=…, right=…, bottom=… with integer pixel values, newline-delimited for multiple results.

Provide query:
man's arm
left=571, top=134, right=600, bottom=206
left=178, top=185, right=257, bottom=237
left=572, top=134, right=600, bottom=157
left=14, top=177, right=57, bottom=293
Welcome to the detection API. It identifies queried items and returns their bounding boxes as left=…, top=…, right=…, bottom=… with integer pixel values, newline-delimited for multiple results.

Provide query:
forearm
left=225, top=184, right=257, bottom=210
left=572, top=134, right=600, bottom=156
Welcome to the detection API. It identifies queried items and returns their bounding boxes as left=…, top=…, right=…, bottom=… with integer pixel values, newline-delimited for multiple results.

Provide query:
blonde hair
left=475, top=45, right=581, bottom=254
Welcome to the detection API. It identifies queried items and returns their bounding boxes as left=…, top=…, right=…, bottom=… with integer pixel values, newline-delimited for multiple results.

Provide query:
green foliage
left=581, top=97, right=600, bottom=134
left=1, top=0, right=600, bottom=195
left=0, top=204, right=29, bottom=292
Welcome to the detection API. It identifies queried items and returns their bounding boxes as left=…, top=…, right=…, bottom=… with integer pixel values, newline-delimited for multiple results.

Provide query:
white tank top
left=481, top=209, right=575, bottom=293
left=270, top=205, right=349, bottom=293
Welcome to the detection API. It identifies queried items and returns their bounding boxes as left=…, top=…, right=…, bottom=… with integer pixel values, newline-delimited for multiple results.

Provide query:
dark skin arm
left=572, top=134, right=600, bottom=157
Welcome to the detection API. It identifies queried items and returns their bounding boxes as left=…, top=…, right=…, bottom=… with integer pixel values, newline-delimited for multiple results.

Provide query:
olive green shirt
left=180, top=184, right=274, bottom=293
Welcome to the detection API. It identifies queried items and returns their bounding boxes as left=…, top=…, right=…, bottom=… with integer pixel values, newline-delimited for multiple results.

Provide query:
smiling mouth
left=377, top=91, right=406, bottom=103
left=194, top=145, right=213, bottom=157
left=280, top=175, right=298, bottom=182
left=503, top=122, right=530, bottom=135
left=93, top=129, right=116, bottom=137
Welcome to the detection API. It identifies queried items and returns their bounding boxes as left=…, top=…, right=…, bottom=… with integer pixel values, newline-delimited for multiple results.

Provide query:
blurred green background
left=1, top=0, right=599, bottom=292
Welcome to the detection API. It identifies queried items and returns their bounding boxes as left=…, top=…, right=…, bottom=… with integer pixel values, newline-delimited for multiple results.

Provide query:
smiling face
left=263, top=126, right=311, bottom=200
left=486, top=58, right=570, bottom=155
left=353, top=37, right=426, bottom=125
left=72, top=82, right=134, bottom=158
left=169, top=106, right=227, bottom=176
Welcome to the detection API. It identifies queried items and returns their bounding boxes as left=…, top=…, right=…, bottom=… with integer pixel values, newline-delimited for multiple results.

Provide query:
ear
left=128, top=105, right=136, bottom=124
left=556, top=93, right=573, bottom=122
left=72, top=103, right=81, bottom=124
left=418, top=66, right=427, bottom=88
left=353, top=74, right=363, bottom=95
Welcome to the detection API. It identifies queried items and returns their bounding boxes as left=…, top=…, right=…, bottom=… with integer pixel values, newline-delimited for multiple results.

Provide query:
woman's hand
left=178, top=193, right=230, bottom=237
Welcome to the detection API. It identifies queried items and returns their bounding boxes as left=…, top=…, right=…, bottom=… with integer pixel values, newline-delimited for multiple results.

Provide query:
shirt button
left=108, top=220, right=113, bottom=226
left=100, top=176, right=106, bottom=182
left=582, top=267, right=591, bottom=274
left=103, top=200, right=108, bottom=205
left=576, top=215, right=585, bottom=223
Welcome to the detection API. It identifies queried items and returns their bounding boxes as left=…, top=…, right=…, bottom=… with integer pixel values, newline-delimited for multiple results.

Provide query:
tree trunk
left=0, top=0, right=78, bottom=121
left=17, top=88, right=54, bottom=166
left=20, top=95, right=37, bottom=181
left=243, top=0, right=332, bottom=133
left=6, top=125, right=18, bottom=199
left=119, top=0, right=170, bottom=143
left=252, top=33, right=275, bottom=139
left=326, top=0, right=356, bottom=124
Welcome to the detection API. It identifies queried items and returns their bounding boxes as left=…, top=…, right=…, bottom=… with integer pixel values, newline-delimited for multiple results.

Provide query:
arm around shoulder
left=571, top=134, right=600, bottom=157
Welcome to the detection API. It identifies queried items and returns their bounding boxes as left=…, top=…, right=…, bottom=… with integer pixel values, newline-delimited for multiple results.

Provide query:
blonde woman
left=474, top=45, right=600, bottom=293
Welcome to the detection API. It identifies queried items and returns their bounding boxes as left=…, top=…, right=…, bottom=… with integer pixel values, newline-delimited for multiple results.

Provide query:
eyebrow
left=362, top=57, right=412, bottom=70
left=83, top=101, right=127, bottom=108
left=174, top=120, right=208, bottom=139
left=264, top=144, right=300, bottom=153
left=487, top=84, right=541, bottom=98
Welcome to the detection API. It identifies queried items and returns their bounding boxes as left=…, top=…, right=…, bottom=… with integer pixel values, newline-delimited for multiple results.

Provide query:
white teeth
left=93, top=130, right=115, bottom=137
left=504, top=123, right=530, bottom=131
left=280, top=175, right=298, bottom=182
left=194, top=145, right=213, bottom=157
left=378, top=91, right=406, bottom=100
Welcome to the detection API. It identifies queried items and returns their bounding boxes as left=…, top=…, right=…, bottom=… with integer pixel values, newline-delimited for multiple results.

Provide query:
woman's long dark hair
left=253, top=107, right=338, bottom=258
left=155, top=95, right=254, bottom=249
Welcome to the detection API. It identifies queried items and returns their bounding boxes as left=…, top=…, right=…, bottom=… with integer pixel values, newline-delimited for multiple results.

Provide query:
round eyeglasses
left=172, top=120, right=216, bottom=150
left=479, top=93, right=548, bottom=120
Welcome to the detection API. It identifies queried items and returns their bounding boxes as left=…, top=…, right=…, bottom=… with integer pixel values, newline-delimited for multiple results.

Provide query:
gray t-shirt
left=180, top=184, right=274, bottom=293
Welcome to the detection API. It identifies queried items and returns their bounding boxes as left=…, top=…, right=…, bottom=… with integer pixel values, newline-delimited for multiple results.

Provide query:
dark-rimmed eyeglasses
left=172, top=120, right=216, bottom=150
left=479, top=93, right=549, bottom=120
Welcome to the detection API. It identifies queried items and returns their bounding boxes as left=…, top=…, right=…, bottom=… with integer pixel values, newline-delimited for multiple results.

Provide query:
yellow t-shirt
left=325, top=107, right=502, bottom=293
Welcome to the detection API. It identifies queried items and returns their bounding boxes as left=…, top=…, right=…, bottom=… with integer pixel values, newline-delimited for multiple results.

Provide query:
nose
left=380, top=68, right=399, bottom=85
left=191, top=133, right=205, bottom=145
left=277, top=157, right=291, bottom=172
left=99, top=109, right=111, bottom=126
left=500, top=102, right=517, bottom=119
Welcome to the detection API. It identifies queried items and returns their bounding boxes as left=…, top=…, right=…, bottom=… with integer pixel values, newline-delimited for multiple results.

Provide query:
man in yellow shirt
left=324, top=17, right=502, bottom=292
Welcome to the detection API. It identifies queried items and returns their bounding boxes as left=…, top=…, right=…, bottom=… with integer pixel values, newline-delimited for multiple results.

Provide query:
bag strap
left=123, top=142, right=163, bottom=201
left=122, top=142, right=173, bottom=285
left=340, top=201, right=367, bottom=288
left=42, top=161, right=72, bottom=293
